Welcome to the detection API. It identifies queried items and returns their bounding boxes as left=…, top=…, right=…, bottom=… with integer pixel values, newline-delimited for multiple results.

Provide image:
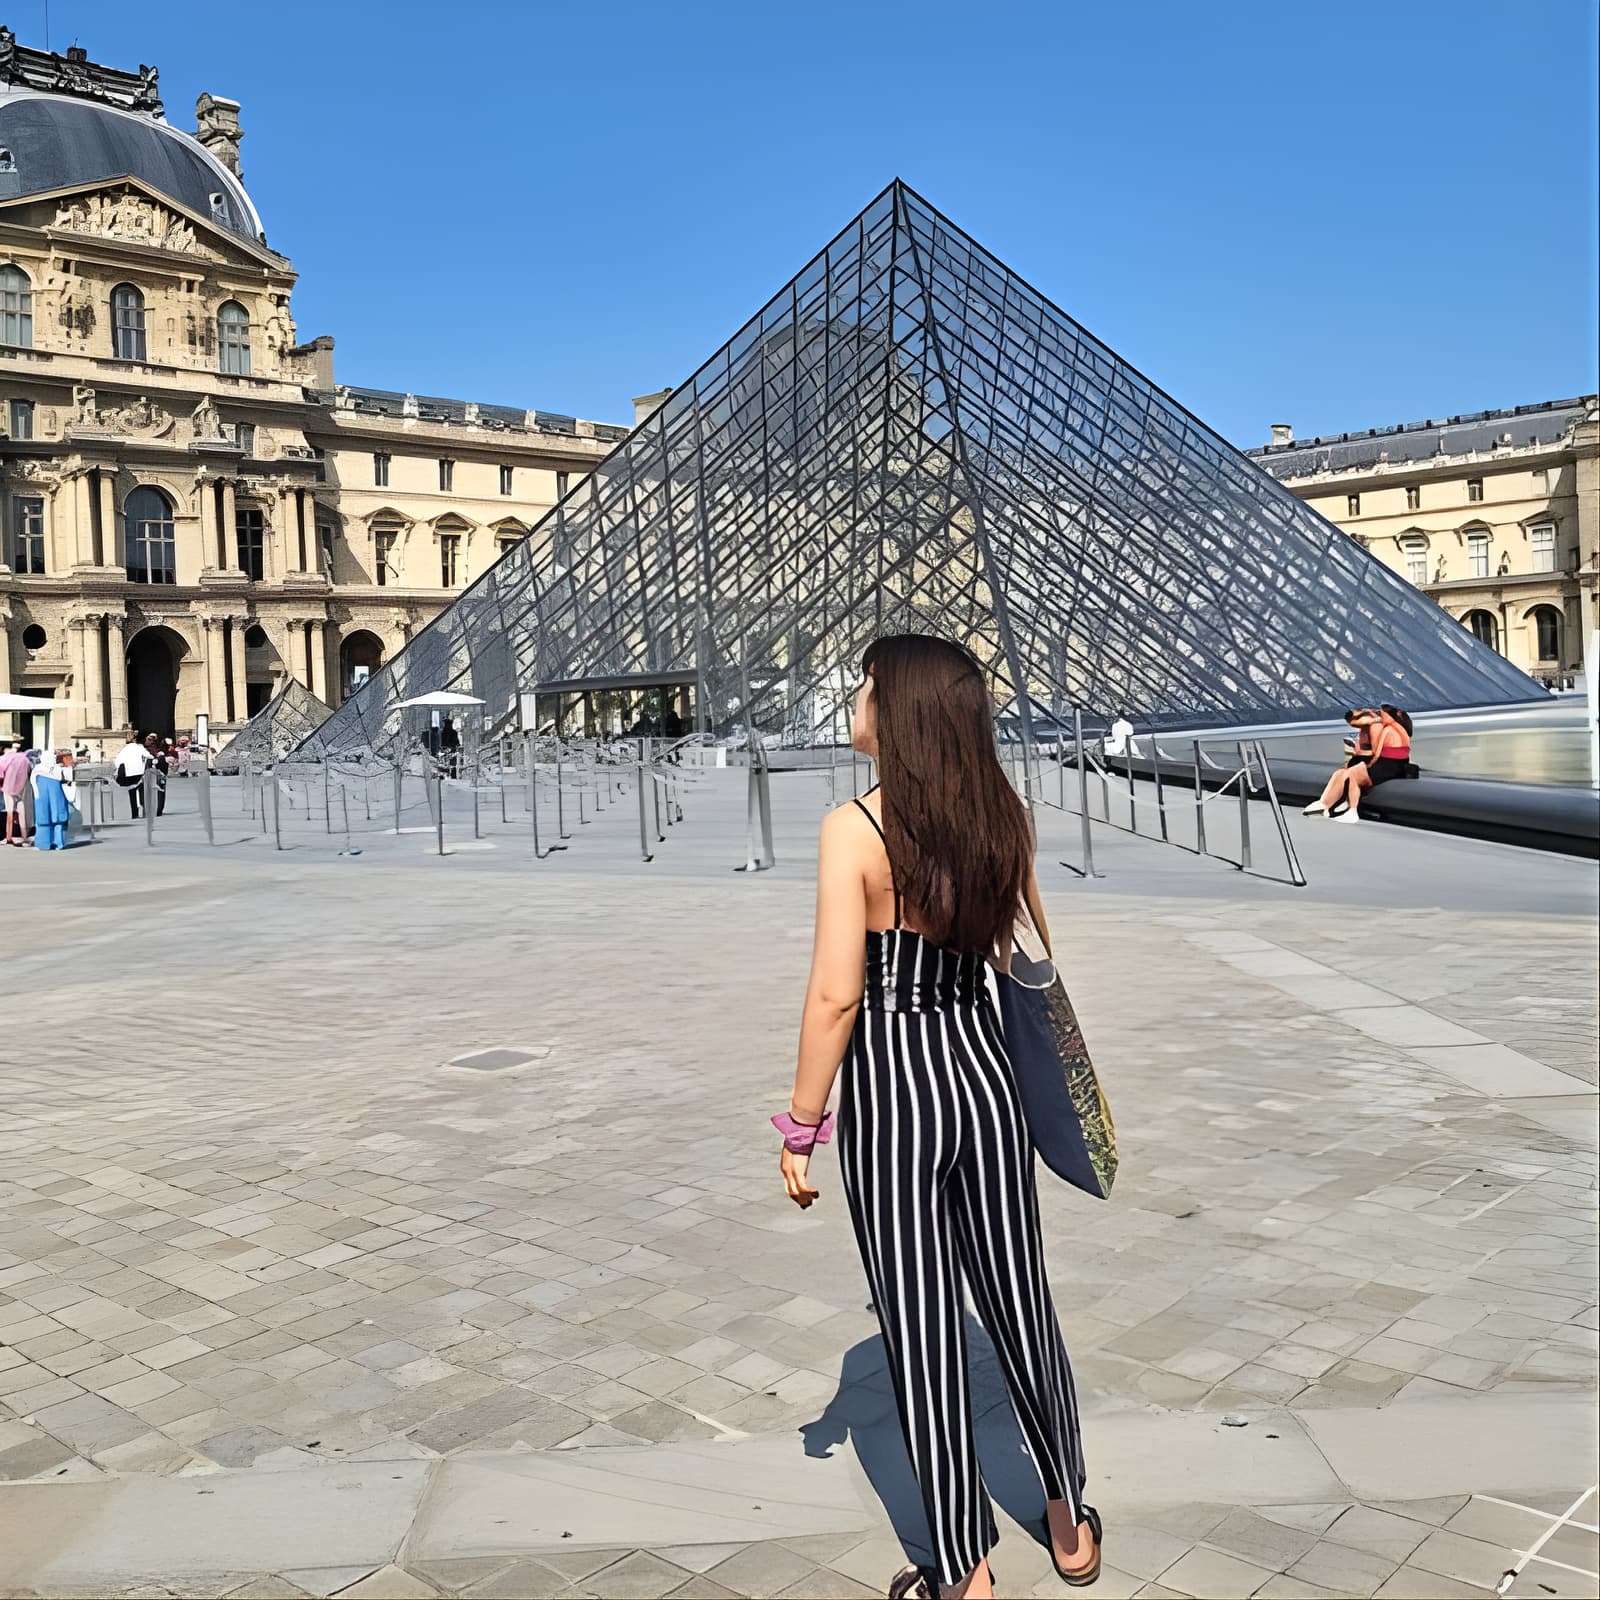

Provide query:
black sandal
left=887, top=1559, right=997, bottom=1597
left=1048, top=1504, right=1102, bottom=1586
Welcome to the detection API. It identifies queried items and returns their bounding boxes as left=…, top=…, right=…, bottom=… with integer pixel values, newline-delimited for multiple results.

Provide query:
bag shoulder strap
left=851, top=790, right=902, bottom=930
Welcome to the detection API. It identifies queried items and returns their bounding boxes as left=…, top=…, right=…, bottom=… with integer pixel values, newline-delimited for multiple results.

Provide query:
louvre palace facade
left=0, top=27, right=630, bottom=752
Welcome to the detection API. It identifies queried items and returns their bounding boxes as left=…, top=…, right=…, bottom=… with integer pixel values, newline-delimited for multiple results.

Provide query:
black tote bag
left=992, top=912, right=1118, bottom=1201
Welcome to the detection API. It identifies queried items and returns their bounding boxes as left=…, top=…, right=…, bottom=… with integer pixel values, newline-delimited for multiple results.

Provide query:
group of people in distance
left=0, top=738, right=78, bottom=851
left=112, top=732, right=196, bottom=818
left=1304, top=704, right=1414, bottom=825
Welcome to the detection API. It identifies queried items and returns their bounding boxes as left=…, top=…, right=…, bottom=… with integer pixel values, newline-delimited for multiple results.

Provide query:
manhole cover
left=445, top=1046, right=547, bottom=1073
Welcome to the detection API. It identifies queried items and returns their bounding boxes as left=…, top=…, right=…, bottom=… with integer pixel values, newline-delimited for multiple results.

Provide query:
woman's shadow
left=799, top=1314, right=1050, bottom=1568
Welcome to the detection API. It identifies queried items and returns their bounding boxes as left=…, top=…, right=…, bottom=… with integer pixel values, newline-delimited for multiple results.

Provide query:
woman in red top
left=1304, top=705, right=1412, bottom=825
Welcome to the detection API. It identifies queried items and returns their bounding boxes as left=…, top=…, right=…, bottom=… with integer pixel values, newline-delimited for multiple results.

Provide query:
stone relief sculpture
left=52, top=190, right=198, bottom=253
left=190, top=395, right=228, bottom=442
left=67, top=385, right=174, bottom=439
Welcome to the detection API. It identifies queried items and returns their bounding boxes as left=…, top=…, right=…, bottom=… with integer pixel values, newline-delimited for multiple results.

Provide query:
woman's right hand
left=781, top=1148, right=820, bottom=1209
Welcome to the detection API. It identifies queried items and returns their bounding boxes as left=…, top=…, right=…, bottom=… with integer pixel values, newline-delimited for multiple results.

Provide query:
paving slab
left=0, top=1462, right=430, bottom=1592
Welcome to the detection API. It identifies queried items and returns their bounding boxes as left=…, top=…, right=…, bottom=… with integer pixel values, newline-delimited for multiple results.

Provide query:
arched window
left=1531, top=606, right=1561, bottom=663
left=217, top=300, right=251, bottom=375
left=1463, top=610, right=1497, bottom=649
left=0, top=264, right=32, bottom=347
left=124, top=486, right=176, bottom=584
left=111, top=283, right=147, bottom=361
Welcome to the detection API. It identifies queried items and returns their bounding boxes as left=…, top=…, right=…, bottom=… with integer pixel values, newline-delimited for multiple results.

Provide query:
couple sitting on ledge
left=1303, top=705, right=1415, bottom=825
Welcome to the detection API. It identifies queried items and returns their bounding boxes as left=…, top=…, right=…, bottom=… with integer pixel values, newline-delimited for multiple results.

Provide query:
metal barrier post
left=637, top=759, right=653, bottom=861
left=1254, top=739, right=1307, bottom=887
left=1151, top=745, right=1169, bottom=842
left=1076, top=709, right=1098, bottom=877
left=393, top=763, right=403, bottom=835
left=499, top=740, right=510, bottom=824
left=271, top=771, right=283, bottom=850
left=556, top=747, right=569, bottom=839
left=197, top=759, right=214, bottom=845
left=1123, top=743, right=1137, bottom=832
left=652, top=767, right=663, bottom=841
left=756, top=753, right=775, bottom=867
left=1236, top=742, right=1252, bottom=871
left=472, top=777, right=481, bottom=840
left=1193, top=740, right=1207, bottom=857
left=434, top=773, right=445, bottom=856
left=143, top=767, right=156, bottom=846
left=82, top=778, right=97, bottom=843
left=323, top=762, right=333, bottom=834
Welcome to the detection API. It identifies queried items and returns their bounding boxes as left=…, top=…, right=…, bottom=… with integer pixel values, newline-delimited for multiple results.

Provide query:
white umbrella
left=0, top=693, right=82, bottom=712
left=393, top=691, right=486, bottom=708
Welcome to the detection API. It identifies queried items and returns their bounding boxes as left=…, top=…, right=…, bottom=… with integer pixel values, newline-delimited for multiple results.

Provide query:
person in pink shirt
left=1, top=738, right=32, bottom=846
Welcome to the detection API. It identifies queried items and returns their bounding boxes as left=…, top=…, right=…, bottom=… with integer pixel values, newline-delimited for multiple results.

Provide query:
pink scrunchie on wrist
left=771, top=1110, right=835, bottom=1153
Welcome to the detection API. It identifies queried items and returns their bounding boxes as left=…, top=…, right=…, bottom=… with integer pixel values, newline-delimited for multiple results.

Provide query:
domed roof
left=0, top=87, right=263, bottom=241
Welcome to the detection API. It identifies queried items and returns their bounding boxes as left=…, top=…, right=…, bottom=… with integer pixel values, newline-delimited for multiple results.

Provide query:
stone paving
left=0, top=768, right=1594, bottom=1597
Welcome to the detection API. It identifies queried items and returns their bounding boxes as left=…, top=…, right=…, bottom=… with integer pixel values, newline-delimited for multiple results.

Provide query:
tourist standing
left=114, top=733, right=150, bottom=817
left=776, top=635, right=1100, bottom=1600
left=143, top=734, right=169, bottom=817
left=30, top=750, right=72, bottom=850
left=1, top=738, right=31, bottom=846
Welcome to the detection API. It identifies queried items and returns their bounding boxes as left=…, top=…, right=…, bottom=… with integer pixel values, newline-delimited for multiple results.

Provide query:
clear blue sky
left=29, top=0, right=1600, bottom=445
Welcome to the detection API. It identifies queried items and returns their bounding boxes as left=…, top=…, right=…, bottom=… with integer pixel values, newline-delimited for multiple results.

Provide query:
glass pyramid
left=300, top=181, right=1537, bottom=758
left=213, top=678, right=332, bottom=774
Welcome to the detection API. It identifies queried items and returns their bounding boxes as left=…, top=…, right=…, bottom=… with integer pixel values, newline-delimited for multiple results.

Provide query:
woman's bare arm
left=1022, top=864, right=1052, bottom=959
left=787, top=806, right=867, bottom=1123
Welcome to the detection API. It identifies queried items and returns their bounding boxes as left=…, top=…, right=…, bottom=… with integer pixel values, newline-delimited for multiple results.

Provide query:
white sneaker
left=1333, top=809, right=1361, bottom=825
left=1302, top=801, right=1328, bottom=816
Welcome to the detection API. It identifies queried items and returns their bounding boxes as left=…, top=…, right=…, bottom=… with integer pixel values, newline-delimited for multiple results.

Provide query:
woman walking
left=775, top=635, right=1100, bottom=1600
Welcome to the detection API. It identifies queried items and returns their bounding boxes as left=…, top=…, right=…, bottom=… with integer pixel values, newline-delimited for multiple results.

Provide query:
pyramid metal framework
left=300, top=181, right=1537, bottom=759
left=213, top=679, right=332, bottom=774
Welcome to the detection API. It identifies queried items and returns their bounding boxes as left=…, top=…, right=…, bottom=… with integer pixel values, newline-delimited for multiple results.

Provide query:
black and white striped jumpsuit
left=836, top=802, right=1088, bottom=1588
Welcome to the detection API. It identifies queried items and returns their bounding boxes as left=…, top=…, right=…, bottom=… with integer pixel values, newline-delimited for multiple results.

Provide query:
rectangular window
left=127, top=511, right=175, bottom=584
left=499, top=464, right=513, bottom=495
left=374, top=528, right=397, bottom=586
left=555, top=470, right=570, bottom=501
left=1467, top=477, right=1484, bottom=502
left=12, top=494, right=44, bottom=574
left=234, top=421, right=256, bottom=456
left=0, top=273, right=32, bottom=347
left=1529, top=523, right=1556, bottom=573
left=113, top=293, right=146, bottom=362
left=1405, top=485, right=1420, bottom=511
left=439, top=459, right=454, bottom=492
left=497, top=536, right=521, bottom=560
left=236, top=506, right=265, bottom=581
left=374, top=452, right=391, bottom=487
left=1469, top=539, right=1490, bottom=579
left=317, top=521, right=334, bottom=574
left=1346, top=493, right=1360, bottom=517
left=439, top=533, right=460, bottom=587
left=8, top=399, right=34, bottom=440
left=1404, top=546, right=1427, bottom=585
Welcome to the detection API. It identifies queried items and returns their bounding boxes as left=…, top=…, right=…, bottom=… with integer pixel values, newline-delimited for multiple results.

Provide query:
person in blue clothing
left=30, top=749, right=73, bottom=850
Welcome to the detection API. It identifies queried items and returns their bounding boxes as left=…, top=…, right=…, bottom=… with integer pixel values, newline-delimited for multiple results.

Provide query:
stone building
left=0, top=28, right=627, bottom=751
left=1251, top=397, right=1598, bottom=689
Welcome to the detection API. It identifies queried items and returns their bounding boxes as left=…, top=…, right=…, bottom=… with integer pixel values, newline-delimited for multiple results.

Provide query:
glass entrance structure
left=297, top=182, right=1539, bottom=762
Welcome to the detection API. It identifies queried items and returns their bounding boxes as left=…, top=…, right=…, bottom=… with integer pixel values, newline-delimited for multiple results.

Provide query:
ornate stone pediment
left=52, top=188, right=200, bottom=255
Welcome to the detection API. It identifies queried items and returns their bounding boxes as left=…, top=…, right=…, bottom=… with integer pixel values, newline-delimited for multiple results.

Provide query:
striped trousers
left=837, top=930, right=1087, bottom=1587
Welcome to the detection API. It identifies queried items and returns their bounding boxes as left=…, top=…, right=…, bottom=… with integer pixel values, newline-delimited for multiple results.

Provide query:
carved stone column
left=199, top=616, right=226, bottom=721
left=306, top=619, right=326, bottom=700
left=229, top=615, right=250, bottom=726
left=106, top=614, right=130, bottom=734
left=72, top=471, right=96, bottom=567
left=0, top=597, right=13, bottom=698
left=76, top=617, right=106, bottom=730
left=98, top=471, right=117, bottom=568
left=198, top=474, right=218, bottom=569
left=223, top=481, right=240, bottom=571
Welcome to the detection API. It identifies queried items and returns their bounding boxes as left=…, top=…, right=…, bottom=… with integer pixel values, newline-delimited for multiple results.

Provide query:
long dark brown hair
left=862, top=634, right=1033, bottom=955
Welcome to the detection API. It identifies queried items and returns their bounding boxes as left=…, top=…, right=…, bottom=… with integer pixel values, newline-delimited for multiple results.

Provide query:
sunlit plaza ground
left=0, top=768, right=1595, bottom=1599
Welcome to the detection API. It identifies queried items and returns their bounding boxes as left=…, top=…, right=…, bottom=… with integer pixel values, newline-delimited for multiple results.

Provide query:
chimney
left=632, top=387, right=673, bottom=426
left=194, top=92, right=244, bottom=177
left=1270, top=423, right=1293, bottom=447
